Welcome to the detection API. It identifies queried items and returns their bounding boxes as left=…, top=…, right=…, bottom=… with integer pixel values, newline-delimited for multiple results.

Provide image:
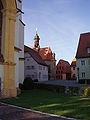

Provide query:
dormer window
left=87, top=48, right=90, bottom=53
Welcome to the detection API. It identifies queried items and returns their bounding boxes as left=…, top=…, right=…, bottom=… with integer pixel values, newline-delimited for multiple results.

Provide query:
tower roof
left=34, top=29, right=40, bottom=41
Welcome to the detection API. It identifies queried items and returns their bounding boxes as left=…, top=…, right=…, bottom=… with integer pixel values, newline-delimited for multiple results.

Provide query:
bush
left=34, top=79, right=38, bottom=82
left=69, top=86, right=80, bottom=95
left=23, top=77, right=34, bottom=90
left=84, top=87, right=90, bottom=97
left=34, top=83, right=65, bottom=94
left=19, top=83, right=24, bottom=90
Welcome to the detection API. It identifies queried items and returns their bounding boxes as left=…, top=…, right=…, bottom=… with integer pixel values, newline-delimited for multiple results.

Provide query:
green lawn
left=1, top=89, right=90, bottom=120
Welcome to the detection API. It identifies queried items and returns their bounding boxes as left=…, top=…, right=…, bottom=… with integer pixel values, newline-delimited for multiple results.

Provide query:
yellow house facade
left=0, top=0, right=24, bottom=98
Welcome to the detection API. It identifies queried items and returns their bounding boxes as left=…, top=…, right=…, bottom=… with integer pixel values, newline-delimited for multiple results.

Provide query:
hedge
left=34, top=83, right=66, bottom=94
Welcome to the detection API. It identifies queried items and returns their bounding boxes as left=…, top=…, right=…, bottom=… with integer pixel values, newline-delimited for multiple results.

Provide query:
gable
left=76, top=33, right=90, bottom=58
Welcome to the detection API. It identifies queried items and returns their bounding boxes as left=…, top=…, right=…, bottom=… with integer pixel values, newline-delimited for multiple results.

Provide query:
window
left=32, top=66, right=34, bottom=69
left=61, top=75, right=62, bottom=79
left=43, top=66, right=45, bottom=70
left=61, top=71, right=63, bottom=73
left=43, top=75, right=48, bottom=79
left=73, top=74, right=75, bottom=79
left=73, top=66, right=75, bottom=70
left=39, top=66, right=42, bottom=70
left=81, top=60, right=85, bottom=66
left=26, top=66, right=35, bottom=70
left=82, top=72, right=85, bottom=78
left=87, top=48, right=90, bottom=53
left=27, top=58, right=29, bottom=61
left=88, top=59, right=90, bottom=65
left=32, top=75, right=34, bottom=78
left=26, top=66, right=30, bottom=70
left=39, top=72, right=41, bottom=79
left=26, top=75, right=31, bottom=77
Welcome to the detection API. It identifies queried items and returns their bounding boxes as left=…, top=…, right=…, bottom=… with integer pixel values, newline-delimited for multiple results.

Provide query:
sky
left=22, top=0, right=90, bottom=64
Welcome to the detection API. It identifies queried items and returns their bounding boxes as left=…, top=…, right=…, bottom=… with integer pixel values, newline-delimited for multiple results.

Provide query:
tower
left=34, top=29, right=40, bottom=51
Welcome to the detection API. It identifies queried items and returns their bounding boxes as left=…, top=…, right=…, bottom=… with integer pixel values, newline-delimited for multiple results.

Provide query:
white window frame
left=87, top=48, right=90, bottom=53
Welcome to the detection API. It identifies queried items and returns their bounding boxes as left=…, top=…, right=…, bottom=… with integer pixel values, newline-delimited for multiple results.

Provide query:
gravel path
left=0, top=103, right=77, bottom=120
left=39, top=80, right=90, bottom=87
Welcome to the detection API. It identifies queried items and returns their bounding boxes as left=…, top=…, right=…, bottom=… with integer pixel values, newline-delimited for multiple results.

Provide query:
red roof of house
left=76, top=32, right=90, bottom=58
left=24, top=45, right=48, bottom=66
left=56, top=59, right=71, bottom=73
left=39, top=47, right=53, bottom=61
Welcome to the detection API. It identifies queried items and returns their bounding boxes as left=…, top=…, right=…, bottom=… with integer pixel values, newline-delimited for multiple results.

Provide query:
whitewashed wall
left=24, top=52, right=48, bottom=81
left=24, top=53, right=37, bottom=79
left=37, top=65, right=48, bottom=81
left=76, top=58, right=90, bottom=80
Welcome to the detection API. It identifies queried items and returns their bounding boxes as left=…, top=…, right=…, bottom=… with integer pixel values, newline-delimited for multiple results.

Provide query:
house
left=56, top=59, right=71, bottom=80
left=0, top=0, right=24, bottom=98
left=76, top=32, right=90, bottom=84
left=71, top=58, right=77, bottom=80
left=31, top=30, right=56, bottom=80
left=24, top=45, right=48, bottom=81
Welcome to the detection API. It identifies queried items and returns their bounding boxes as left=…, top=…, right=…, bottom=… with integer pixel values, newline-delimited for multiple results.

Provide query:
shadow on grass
left=1, top=89, right=90, bottom=120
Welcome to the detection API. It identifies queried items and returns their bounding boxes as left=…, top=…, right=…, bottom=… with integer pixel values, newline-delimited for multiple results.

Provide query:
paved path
left=39, top=80, right=90, bottom=88
left=0, top=103, right=77, bottom=120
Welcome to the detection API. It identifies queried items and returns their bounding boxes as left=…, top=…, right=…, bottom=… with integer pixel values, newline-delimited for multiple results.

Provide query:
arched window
left=0, top=0, right=3, bottom=54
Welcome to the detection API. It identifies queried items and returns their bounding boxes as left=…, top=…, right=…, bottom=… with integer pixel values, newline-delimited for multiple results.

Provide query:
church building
left=31, top=30, right=56, bottom=80
left=0, top=0, right=24, bottom=98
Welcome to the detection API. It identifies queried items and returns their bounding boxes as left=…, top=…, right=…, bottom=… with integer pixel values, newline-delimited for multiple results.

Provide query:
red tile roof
left=39, top=47, right=53, bottom=61
left=76, top=32, right=90, bottom=58
left=24, top=45, right=48, bottom=66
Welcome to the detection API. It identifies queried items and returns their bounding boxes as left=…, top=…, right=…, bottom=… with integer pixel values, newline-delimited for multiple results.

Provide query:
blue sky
left=22, top=0, right=90, bottom=64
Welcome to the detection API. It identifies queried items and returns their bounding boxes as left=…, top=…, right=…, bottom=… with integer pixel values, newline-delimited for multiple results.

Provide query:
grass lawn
left=1, top=89, right=90, bottom=120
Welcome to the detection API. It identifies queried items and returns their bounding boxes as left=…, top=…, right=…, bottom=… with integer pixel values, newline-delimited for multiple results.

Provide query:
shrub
left=23, top=77, right=34, bottom=90
left=34, top=79, right=38, bottom=82
left=84, top=87, right=90, bottom=97
left=17, top=87, right=21, bottom=95
left=19, top=83, right=24, bottom=90
left=69, top=86, right=80, bottom=95
left=34, top=83, right=66, bottom=94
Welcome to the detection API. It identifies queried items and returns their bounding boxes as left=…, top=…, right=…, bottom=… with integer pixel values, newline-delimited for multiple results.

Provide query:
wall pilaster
left=1, top=1, right=18, bottom=98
